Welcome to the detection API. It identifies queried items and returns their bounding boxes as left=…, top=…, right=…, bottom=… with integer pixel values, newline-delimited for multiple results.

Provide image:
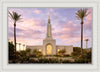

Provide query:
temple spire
left=46, top=14, right=53, bottom=39
left=48, top=14, right=50, bottom=24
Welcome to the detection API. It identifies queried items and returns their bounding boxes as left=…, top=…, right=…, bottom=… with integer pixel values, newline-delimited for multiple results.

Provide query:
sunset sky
left=8, top=8, right=92, bottom=48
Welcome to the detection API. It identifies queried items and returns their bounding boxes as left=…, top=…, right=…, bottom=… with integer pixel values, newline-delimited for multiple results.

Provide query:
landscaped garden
left=9, top=42, right=91, bottom=64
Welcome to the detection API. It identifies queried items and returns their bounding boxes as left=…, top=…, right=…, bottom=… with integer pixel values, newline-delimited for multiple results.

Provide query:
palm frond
left=9, top=11, right=14, bottom=20
left=85, top=11, right=91, bottom=17
left=9, top=11, right=22, bottom=23
left=75, top=8, right=88, bottom=20
left=75, top=16, right=80, bottom=20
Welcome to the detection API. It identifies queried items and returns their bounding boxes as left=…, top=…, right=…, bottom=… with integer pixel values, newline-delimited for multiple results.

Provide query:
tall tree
left=85, top=39, right=89, bottom=48
left=76, top=8, right=89, bottom=56
left=9, top=11, right=22, bottom=58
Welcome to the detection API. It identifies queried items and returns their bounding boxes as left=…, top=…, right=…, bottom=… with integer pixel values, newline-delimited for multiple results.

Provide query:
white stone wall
left=56, top=45, right=73, bottom=55
left=26, top=45, right=73, bottom=55
left=26, top=45, right=43, bottom=53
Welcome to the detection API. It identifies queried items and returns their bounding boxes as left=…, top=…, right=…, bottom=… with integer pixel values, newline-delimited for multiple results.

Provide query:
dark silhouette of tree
left=9, top=11, right=22, bottom=58
left=76, top=8, right=89, bottom=56
left=9, top=42, right=14, bottom=60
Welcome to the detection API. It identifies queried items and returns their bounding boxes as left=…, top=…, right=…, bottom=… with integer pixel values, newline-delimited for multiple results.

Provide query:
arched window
left=46, top=44, right=52, bottom=55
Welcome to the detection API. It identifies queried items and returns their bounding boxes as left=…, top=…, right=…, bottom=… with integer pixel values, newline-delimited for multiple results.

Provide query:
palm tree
left=85, top=39, right=89, bottom=48
left=76, top=8, right=89, bottom=56
left=9, top=11, right=22, bottom=58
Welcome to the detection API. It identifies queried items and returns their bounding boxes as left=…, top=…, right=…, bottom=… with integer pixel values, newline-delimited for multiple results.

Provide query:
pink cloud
left=84, top=8, right=92, bottom=32
left=86, top=9, right=92, bottom=20
left=65, top=37, right=80, bottom=45
left=52, top=20, right=81, bottom=41
left=8, top=8, right=92, bottom=47
left=62, top=21, right=80, bottom=33
left=62, top=28, right=71, bottom=32
left=50, top=8, right=54, bottom=12
left=33, top=9, right=41, bottom=14
left=85, top=9, right=92, bottom=24
left=15, top=18, right=45, bottom=31
left=8, top=16, right=46, bottom=45
left=68, top=21, right=73, bottom=24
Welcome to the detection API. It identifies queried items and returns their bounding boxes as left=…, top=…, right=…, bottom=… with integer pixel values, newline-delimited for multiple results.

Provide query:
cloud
left=50, top=8, right=54, bottom=12
left=8, top=8, right=92, bottom=48
left=83, top=8, right=92, bottom=38
left=65, top=37, right=80, bottom=44
left=52, top=21, right=80, bottom=41
left=52, top=18, right=92, bottom=47
left=85, top=9, right=92, bottom=26
left=33, top=9, right=41, bottom=14
left=8, top=16, right=46, bottom=45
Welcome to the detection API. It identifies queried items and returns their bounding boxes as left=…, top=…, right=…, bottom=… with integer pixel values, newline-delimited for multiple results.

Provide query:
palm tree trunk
left=14, top=23, right=16, bottom=58
left=86, top=41, right=87, bottom=48
left=81, top=21, right=83, bottom=57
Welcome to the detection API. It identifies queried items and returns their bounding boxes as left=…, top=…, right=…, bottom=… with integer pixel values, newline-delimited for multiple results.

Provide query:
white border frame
left=0, top=0, right=99, bottom=72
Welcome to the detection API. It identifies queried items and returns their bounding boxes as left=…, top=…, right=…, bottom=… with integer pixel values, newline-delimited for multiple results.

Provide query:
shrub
left=71, top=47, right=92, bottom=63
left=32, top=49, right=42, bottom=57
left=58, top=49, right=66, bottom=56
left=26, top=48, right=31, bottom=56
left=8, top=42, right=15, bottom=60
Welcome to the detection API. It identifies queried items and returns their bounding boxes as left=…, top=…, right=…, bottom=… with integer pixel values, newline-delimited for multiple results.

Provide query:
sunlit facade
left=16, top=43, right=26, bottom=51
left=26, top=15, right=73, bottom=55
left=58, top=49, right=60, bottom=52
left=39, top=49, right=41, bottom=52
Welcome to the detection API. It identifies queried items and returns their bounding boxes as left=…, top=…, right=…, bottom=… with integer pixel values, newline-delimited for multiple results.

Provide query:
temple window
left=58, top=49, right=60, bottom=52
left=39, top=49, right=41, bottom=52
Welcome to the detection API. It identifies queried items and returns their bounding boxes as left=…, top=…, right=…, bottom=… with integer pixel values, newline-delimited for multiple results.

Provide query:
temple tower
left=43, top=14, right=56, bottom=55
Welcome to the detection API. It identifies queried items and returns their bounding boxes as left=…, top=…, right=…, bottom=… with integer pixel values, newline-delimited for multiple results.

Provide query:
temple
left=26, top=15, right=73, bottom=55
